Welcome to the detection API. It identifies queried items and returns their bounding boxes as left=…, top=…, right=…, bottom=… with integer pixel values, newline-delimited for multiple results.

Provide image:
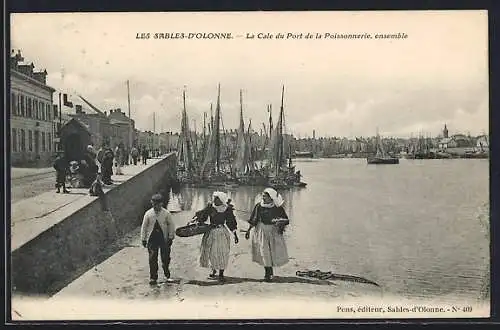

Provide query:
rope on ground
left=296, top=269, right=380, bottom=287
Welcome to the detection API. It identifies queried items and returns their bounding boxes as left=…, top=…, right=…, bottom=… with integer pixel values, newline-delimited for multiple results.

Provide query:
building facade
left=107, top=108, right=136, bottom=149
left=10, top=50, right=56, bottom=167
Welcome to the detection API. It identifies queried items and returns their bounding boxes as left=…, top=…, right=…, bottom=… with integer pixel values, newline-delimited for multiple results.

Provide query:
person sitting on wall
left=89, top=172, right=104, bottom=197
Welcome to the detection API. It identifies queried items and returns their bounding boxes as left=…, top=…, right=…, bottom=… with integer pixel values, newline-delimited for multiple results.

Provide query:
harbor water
left=178, top=158, right=490, bottom=302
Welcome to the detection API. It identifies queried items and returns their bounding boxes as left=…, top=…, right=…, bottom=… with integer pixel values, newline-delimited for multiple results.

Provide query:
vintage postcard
left=9, top=10, right=489, bottom=321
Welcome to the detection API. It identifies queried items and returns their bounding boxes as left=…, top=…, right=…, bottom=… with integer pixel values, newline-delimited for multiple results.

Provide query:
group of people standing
left=53, top=143, right=156, bottom=192
left=141, top=187, right=290, bottom=285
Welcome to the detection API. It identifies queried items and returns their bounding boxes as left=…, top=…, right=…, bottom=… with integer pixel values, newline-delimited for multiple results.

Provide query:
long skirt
left=200, top=227, right=231, bottom=270
left=251, top=223, right=289, bottom=267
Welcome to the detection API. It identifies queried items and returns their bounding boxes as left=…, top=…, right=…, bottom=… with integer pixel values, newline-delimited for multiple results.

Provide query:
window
left=41, top=101, right=45, bottom=121
left=46, top=104, right=51, bottom=121
left=48, top=133, right=52, bottom=151
left=41, top=132, right=46, bottom=152
left=20, top=95, right=25, bottom=117
left=28, top=130, right=33, bottom=152
left=16, top=94, right=20, bottom=116
left=27, top=97, right=32, bottom=118
left=35, top=100, right=38, bottom=119
left=30, top=97, right=34, bottom=118
left=12, top=128, right=17, bottom=152
left=20, top=129, right=26, bottom=151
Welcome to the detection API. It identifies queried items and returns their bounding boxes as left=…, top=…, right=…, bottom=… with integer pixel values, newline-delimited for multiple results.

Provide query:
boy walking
left=141, top=193, right=176, bottom=285
left=53, top=152, right=70, bottom=193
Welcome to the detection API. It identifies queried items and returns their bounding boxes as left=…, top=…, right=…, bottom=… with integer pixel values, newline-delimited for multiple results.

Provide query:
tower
left=443, top=124, right=449, bottom=138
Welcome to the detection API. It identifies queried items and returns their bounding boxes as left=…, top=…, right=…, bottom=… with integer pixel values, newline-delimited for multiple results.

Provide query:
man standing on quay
left=141, top=193, right=176, bottom=285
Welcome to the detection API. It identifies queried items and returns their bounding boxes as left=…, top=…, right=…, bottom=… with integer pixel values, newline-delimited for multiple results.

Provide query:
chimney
left=11, top=49, right=24, bottom=70
left=18, top=62, right=35, bottom=77
left=33, top=69, right=48, bottom=84
left=75, top=104, right=83, bottom=114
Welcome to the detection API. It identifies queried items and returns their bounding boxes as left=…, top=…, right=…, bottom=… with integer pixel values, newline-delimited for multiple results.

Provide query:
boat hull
left=293, top=151, right=314, bottom=158
left=367, top=157, right=399, bottom=164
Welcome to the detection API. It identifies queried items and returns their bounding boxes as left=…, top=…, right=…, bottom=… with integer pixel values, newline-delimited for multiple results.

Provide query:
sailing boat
left=177, top=88, right=198, bottom=184
left=267, top=86, right=307, bottom=189
left=199, top=84, right=237, bottom=187
left=367, top=129, right=399, bottom=164
left=233, top=91, right=268, bottom=186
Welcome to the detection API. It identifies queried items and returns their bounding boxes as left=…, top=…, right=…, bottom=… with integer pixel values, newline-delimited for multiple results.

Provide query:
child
left=89, top=173, right=104, bottom=197
left=90, top=173, right=109, bottom=211
left=53, top=153, right=70, bottom=194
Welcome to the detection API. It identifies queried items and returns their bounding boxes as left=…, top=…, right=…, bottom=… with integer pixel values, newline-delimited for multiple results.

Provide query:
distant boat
left=293, top=151, right=314, bottom=158
left=367, top=130, right=399, bottom=165
left=167, top=190, right=182, bottom=213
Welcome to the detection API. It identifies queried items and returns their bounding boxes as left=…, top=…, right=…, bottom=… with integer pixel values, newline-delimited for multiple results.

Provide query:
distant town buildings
left=137, top=130, right=179, bottom=153
left=10, top=49, right=488, bottom=166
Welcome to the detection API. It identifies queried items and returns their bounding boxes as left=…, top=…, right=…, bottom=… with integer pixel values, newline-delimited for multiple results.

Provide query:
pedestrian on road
left=131, top=146, right=139, bottom=165
left=101, top=146, right=114, bottom=185
left=53, top=152, right=70, bottom=193
left=141, top=148, right=148, bottom=165
left=96, top=144, right=105, bottom=172
left=245, top=188, right=289, bottom=282
left=82, top=145, right=99, bottom=187
left=141, top=193, right=176, bottom=285
left=193, top=191, right=238, bottom=282
left=114, top=144, right=124, bottom=175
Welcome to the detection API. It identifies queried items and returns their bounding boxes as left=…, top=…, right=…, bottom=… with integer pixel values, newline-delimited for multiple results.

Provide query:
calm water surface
left=177, top=158, right=489, bottom=301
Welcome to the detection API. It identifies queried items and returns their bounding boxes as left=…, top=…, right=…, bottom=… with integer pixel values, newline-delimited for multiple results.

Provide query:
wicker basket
left=176, top=223, right=211, bottom=237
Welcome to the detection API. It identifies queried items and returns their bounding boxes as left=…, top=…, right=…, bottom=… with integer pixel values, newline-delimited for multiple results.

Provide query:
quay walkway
left=11, top=157, right=165, bottom=252
left=10, top=154, right=178, bottom=300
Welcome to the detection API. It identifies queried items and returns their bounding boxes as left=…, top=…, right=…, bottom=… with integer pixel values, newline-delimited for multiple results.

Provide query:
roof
left=10, top=69, right=56, bottom=93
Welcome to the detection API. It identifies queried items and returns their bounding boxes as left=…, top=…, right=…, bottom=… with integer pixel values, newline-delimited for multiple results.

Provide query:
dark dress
left=195, top=204, right=237, bottom=269
left=249, top=203, right=290, bottom=267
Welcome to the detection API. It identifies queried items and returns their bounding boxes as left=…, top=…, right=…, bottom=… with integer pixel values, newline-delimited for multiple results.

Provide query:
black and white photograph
left=8, top=10, right=489, bottom=320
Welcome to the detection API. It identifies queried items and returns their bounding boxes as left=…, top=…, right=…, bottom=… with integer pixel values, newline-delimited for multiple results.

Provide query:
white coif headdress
left=260, top=187, right=284, bottom=208
left=212, top=191, right=229, bottom=213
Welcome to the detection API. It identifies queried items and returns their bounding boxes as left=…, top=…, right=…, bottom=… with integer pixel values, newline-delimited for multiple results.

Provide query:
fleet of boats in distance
left=175, top=84, right=307, bottom=190
left=174, top=85, right=488, bottom=183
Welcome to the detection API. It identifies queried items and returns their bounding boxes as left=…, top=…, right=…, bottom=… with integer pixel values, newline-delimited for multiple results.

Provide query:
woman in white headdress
left=193, top=191, right=239, bottom=282
left=245, top=187, right=289, bottom=282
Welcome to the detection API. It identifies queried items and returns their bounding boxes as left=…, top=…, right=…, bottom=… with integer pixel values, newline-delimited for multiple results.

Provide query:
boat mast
left=268, top=104, right=273, bottom=139
left=203, top=111, right=206, bottom=145
left=276, top=85, right=285, bottom=174
left=182, top=87, right=194, bottom=174
left=215, top=83, right=221, bottom=173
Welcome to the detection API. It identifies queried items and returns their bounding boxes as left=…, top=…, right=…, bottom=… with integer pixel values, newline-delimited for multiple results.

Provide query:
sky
left=11, top=11, right=488, bottom=138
